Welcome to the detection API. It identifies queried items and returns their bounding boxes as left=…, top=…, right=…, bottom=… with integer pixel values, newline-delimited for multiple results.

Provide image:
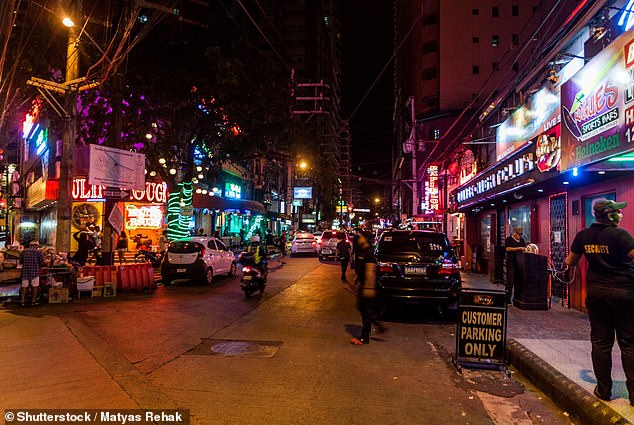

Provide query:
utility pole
left=57, top=2, right=79, bottom=254
left=27, top=0, right=98, bottom=253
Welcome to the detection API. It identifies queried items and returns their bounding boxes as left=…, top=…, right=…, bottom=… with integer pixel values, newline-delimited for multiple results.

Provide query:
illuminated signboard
left=535, top=126, right=561, bottom=172
left=72, top=178, right=168, bottom=203
left=125, top=204, right=164, bottom=229
left=456, top=153, right=535, bottom=204
left=225, top=182, right=242, bottom=199
left=35, top=127, right=48, bottom=156
left=496, top=86, right=560, bottom=162
left=294, top=186, right=312, bottom=199
left=422, top=165, right=439, bottom=214
left=560, top=29, right=634, bottom=171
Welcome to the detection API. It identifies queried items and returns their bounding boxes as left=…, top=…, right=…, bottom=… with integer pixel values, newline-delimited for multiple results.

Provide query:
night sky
left=341, top=1, right=394, bottom=203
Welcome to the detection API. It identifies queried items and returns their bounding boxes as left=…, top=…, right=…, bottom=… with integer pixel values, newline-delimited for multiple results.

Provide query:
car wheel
left=161, top=275, right=173, bottom=285
left=227, top=262, right=236, bottom=277
left=204, top=267, right=214, bottom=284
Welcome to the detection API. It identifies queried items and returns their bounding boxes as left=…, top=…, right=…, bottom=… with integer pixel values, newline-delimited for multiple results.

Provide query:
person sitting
left=244, top=237, right=268, bottom=281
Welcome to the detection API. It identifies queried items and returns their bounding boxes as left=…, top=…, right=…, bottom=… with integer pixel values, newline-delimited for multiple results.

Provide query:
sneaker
left=593, top=386, right=611, bottom=401
left=350, top=337, right=369, bottom=345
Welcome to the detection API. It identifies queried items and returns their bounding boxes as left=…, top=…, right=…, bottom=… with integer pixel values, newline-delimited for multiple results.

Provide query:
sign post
left=453, top=288, right=509, bottom=376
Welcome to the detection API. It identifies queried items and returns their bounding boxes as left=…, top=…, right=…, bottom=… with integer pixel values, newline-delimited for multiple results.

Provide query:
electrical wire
left=348, top=7, right=423, bottom=122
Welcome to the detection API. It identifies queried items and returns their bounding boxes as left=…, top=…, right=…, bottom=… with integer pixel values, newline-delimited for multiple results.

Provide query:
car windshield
left=377, top=233, right=450, bottom=255
left=169, top=241, right=203, bottom=253
left=295, top=234, right=314, bottom=240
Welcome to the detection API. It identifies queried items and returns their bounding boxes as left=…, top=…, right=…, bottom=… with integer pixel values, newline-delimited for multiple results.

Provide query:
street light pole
left=56, top=3, right=79, bottom=254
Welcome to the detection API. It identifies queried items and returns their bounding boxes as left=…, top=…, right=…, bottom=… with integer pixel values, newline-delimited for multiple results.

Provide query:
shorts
left=21, top=276, right=40, bottom=288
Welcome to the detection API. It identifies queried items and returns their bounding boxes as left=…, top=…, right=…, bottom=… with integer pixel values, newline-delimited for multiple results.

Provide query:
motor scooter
left=134, top=250, right=164, bottom=268
left=238, top=251, right=266, bottom=298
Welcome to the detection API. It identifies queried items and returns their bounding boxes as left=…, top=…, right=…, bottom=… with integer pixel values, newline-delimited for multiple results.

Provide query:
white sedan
left=290, top=232, right=318, bottom=256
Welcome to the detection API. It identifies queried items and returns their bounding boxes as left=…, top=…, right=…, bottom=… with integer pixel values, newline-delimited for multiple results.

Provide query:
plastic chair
left=103, top=271, right=117, bottom=298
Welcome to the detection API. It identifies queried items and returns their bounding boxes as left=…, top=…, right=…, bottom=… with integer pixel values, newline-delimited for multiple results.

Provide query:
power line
left=348, top=7, right=423, bottom=122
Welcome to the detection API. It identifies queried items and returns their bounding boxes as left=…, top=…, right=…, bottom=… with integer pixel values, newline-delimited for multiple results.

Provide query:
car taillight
left=312, top=241, right=316, bottom=246
left=439, top=261, right=460, bottom=275
left=378, top=262, right=393, bottom=273
left=243, top=266, right=251, bottom=273
left=197, top=247, right=206, bottom=259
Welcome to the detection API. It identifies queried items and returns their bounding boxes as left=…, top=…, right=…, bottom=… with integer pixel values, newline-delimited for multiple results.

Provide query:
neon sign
left=225, top=182, right=241, bottom=199
left=72, top=178, right=168, bottom=203
left=422, top=165, right=439, bottom=214
left=125, top=204, right=164, bottom=228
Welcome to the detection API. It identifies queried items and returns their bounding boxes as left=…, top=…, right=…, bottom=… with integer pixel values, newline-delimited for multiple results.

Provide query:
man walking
left=566, top=199, right=634, bottom=404
left=20, top=241, right=44, bottom=306
left=350, top=234, right=384, bottom=345
left=336, top=237, right=351, bottom=281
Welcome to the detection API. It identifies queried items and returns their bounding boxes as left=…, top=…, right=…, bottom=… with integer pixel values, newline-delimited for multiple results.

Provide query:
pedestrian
left=566, top=199, right=634, bottom=404
left=158, top=229, right=169, bottom=254
left=72, top=230, right=94, bottom=266
left=265, top=230, right=274, bottom=246
left=277, top=231, right=287, bottom=264
left=214, top=226, right=221, bottom=238
left=504, top=226, right=527, bottom=304
left=20, top=241, right=44, bottom=306
left=336, top=237, right=351, bottom=281
left=116, top=230, right=129, bottom=264
left=350, top=234, right=385, bottom=345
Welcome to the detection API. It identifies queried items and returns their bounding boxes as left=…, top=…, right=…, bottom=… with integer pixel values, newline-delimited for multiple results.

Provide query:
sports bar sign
left=560, top=27, right=634, bottom=171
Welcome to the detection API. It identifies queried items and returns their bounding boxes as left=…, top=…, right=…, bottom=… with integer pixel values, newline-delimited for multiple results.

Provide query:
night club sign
left=456, top=153, right=535, bottom=203
left=560, top=29, right=634, bottom=171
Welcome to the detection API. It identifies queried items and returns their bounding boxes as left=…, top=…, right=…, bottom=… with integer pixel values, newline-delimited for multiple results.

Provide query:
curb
left=507, top=339, right=630, bottom=425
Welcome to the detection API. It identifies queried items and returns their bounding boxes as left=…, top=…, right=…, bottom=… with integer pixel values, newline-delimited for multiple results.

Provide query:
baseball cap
left=593, top=199, right=628, bottom=216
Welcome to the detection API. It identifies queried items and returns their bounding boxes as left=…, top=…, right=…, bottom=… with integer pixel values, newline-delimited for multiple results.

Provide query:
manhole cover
left=186, top=339, right=282, bottom=358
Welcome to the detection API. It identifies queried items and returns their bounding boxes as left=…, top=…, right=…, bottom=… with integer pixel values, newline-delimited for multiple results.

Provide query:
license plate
left=322, top=249, right=332, bottom=254
left=405, top=266, right=426, bottom=275
left=177, top=268, right=186, bottom=273
left=242, top=275, right=252, bottom=280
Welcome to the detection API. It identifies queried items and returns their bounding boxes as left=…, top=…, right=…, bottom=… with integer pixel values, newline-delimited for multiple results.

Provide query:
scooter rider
left=245, top=236, right=268, bottom=281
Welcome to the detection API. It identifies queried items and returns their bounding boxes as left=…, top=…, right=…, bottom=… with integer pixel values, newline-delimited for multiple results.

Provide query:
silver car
left=161, top=237, right=237, bottom=284
left=290, top=232, right=318, bottom=256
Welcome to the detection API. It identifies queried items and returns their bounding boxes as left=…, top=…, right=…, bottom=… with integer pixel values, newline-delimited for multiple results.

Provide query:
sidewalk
left=461, top=271, right=633, bottom=425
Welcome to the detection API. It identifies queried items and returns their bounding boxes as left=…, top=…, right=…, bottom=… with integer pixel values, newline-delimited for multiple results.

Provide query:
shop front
left=71, top=177, right=168, bottom=254
left=192, top=193, right=266, bottom=248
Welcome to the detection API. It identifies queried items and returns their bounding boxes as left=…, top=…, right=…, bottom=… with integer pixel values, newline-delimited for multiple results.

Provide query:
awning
left=193, top=193, right=266, bottom=214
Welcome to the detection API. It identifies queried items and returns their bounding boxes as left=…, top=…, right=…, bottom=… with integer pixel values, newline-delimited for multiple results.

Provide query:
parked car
left=374, top=230, right=461, bottom=314
left=317, top=230, right=350, bottom=261
left=290, top=232, right=318, bottom=256
left=161, top=237, right=237, bottom=284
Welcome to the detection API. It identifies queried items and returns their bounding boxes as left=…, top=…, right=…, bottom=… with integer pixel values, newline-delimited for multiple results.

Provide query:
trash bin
left=513, top=252, right=548, bottom=310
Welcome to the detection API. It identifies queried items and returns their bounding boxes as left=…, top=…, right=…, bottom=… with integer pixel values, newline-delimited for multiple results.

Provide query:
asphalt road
left=2, top=256, right=573, bottom=425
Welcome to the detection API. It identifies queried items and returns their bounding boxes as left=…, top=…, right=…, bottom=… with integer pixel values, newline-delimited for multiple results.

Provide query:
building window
left=473, top=65, right=480, bottom=75
left=472, top=36, right=479, bottom=43
left=492, top=35, right=500, bottom=47
left=421, top=40, right=439, bottom=54
left=512, top=34, right=519, bottom=45
left=512, top=5, right=519, bottom=16
left=421, top=67, right=438, bottom=80
left=492, top=6, right=499, bottom=17
left=508, top=206, right=531, bottom=243
left=492, top=62, right=499, bottom=71
left=472, top=8, right=479, bottom=15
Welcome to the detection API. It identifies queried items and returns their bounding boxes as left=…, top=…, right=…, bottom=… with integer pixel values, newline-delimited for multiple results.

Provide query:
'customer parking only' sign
left=453, top=288, right=508, bottom=374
